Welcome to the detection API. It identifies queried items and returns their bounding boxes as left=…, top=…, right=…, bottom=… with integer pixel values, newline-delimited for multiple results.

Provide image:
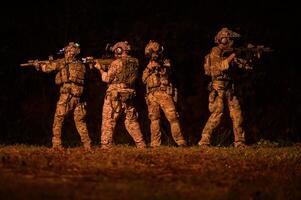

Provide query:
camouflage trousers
left=146, top=90, right=186, bottom=147
left=52, top=93, right=91, bottom=149
left=198, top=89, right=245, bottom=146
left=101, top=91, right=146, bottom=149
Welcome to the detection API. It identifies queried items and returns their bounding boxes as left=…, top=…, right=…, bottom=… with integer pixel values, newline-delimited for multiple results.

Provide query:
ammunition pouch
left=55, top=62, right=85, bottom=86
left=146, top=73, right=161, bottom=89
left=212, top=80, right=231, bottom=90
left=55, top=68, right=68, bottom=85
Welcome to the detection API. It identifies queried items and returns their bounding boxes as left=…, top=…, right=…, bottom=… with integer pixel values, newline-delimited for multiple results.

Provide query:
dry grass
left=1, top=145, right=301, bottom=200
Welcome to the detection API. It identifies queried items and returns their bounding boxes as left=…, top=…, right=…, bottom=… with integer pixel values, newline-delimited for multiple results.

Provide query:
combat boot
left=177, top=142, right=187, bottom=148
left=198, top=133, right=211, bottom=147
left=83, top=146, right=94, bottom=153
left=234, top=141, right=247, bottom=148
left=83, top=143, right=93, bottom=151
left=101, top=143, right=113, bottom=150
left=198, top=143, right=211, bottom=148
left=51, top=145, right=64, bottom=152
left=136, top=141, right=147, bottom=149
left=176, top=139, right=187, bottom=147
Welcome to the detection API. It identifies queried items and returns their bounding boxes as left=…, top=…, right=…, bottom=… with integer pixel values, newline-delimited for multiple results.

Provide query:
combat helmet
left=64, top=42, right=81, bottom=55
left=111, top=41, right=131, bottom=56
left=145, top=40, right=164, bottom=59
left=214, top=28, right=241, bottom=44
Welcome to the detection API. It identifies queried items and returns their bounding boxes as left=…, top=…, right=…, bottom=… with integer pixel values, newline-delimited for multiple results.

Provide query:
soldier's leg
left=198, top=93, right=224, bottom=146
left=124, top=104, right=146, bottom=148
left=74, top=101, right=91, bottom=149
left=146, top=94, right=162, bottom=147
left=52, top=94, right=70, bottom=149
left=160, top=94, right=186, bottom=146
left=228, top=94, right=246, bottom=147
left=101, top=96, right=120, bottom=149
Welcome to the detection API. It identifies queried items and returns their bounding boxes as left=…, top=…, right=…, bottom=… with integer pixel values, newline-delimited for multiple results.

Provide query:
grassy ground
left=0, top=145, right=301, bottom=200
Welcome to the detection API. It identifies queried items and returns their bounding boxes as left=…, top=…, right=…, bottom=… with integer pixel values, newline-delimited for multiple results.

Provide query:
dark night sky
left=0, top=0, right=300, bottom=146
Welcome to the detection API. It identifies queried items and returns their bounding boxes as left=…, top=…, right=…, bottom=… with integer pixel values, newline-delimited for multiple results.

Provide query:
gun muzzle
left=20, top=63, right=32, bottom=67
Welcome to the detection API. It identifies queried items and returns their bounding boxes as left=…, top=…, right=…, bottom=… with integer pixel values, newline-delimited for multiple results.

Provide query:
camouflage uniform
left=36, top=42, right=91, bottom=149
left=142, top=40, right=186, bottom=147
left=97, top=41, right=146, bottom=149
left=199, top=28, right=251, bottom=147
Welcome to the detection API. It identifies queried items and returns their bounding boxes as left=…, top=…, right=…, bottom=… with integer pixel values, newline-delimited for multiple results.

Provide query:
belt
left=147, top=86, right=167, bottom=93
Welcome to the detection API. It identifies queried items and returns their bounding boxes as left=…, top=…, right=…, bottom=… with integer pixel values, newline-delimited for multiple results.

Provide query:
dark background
left=0, top=0, right=299, bottom=147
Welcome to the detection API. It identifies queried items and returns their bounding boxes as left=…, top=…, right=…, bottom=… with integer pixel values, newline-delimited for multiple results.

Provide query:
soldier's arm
left=142, top=61, right=158, bottom=83
left=210, top=47, right=234, bottom=76
left=100, top=60, right=118, bottom=83
left=142, top=67, right=151, bottom=84
left=39, top=59, right=61, bottom=73
left=142, top=62, right=154, bottom=83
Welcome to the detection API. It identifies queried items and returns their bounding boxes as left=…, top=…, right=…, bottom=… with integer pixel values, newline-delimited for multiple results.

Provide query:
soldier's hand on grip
left=33, top=60, right=41, bottom=71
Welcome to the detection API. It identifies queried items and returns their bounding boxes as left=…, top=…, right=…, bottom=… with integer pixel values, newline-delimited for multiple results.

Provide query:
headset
left=115, top=47, right=123, bottom=55
left=220, top=37, right=229, bottom=45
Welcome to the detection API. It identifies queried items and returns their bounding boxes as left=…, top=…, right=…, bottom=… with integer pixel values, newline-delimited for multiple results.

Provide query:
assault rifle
left=222, top=45, right=273, bottom=59
left=20, top=56, right=54, bottom=67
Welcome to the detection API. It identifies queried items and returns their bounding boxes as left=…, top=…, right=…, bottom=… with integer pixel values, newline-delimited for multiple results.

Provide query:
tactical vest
left=146, top=61, right=161, bottom=89
left=146, top=60, right=171, bottom=89
left=111, top=57, right=138, bottom=88
left=145, top=60, right=174, bottom=95
left=205, top=47, right=231, bottom=82
left=55, top=60, right=85, bottom=85
left=146, top=73, right=161, bottom=89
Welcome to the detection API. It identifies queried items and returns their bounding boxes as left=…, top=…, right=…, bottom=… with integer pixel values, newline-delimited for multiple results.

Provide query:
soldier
left=198, top=28, right=253, bottom=147
left=95, top=41, right=146, bottom=149
left=142, top=40, right=186, bottom=147
left=27, top=42, right=92, bottom=150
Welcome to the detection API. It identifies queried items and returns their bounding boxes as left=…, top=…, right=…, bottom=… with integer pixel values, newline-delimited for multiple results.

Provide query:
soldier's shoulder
left=53, top=58, right=65, bottom=63
left=125, top=56, right=139, bottom=67
left=210, top=46, right=222, bottom=55
left=127, top=56, right=139, bottom=63
left=111, top=58, right=120, bottom=64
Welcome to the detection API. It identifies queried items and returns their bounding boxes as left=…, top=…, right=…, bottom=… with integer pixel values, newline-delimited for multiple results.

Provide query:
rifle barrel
left=20, top=63, right=33, bottom=67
